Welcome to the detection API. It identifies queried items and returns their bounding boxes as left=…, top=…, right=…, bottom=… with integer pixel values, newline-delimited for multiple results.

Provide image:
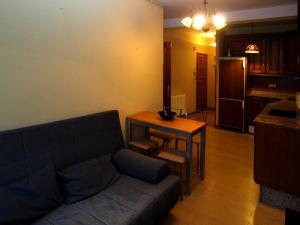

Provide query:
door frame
left=196, top=53, right=208, bottom=111
left=163, top=42, right=172, bottom=108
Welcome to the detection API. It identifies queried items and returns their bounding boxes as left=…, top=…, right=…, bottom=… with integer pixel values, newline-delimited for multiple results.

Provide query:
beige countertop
left=246, top=89, right=296, bottom=101
left=254, top=100, right=300, bottom=130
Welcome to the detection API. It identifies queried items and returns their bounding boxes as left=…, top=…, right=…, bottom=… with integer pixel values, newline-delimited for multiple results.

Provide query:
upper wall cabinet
left=248, top=38, right=267, bottom=74
left=283, top=31, right=300, bottom=74
left=266, top=35, right=283, bottom=75
left=223, top=31, right=299, bottom=77
left=223, top=36, right=249, bottom=57
left=248, top=35, right=283, bottom=75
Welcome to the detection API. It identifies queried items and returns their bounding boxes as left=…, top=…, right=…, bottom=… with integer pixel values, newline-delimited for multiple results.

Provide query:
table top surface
left=127, top=111, right=206, bottom=134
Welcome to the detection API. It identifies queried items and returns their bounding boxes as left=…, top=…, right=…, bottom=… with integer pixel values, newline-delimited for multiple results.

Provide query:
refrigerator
left=217, top=57, right=246, bottom=132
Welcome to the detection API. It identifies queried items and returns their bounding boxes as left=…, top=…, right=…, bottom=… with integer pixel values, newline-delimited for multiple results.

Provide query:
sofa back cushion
left=57, top=154, right=120, bottom=204
left=49, top=110, right=124, bottom=170
left=0, top=156, right=63, bottom=224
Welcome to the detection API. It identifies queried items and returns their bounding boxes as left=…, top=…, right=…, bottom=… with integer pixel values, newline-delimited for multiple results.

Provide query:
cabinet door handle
left=298, top=57, right=300, bottom=65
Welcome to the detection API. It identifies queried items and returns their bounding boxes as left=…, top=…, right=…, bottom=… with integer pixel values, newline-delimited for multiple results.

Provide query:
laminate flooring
left=161, top=125, right=284, bottom=225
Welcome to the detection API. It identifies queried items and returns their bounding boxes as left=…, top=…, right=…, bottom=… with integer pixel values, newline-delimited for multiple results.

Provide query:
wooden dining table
left=126, top=111, right=207, bottom=195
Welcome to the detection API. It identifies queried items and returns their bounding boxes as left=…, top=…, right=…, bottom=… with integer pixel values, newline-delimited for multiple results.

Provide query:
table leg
left=185, top=135, right=192, bottom=195
left=199, top=128, right=206, bottom=180
left=125, top=118, right=132, bottom=148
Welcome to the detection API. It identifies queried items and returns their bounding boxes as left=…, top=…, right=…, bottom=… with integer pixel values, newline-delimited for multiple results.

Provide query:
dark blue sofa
left=0, top=110, right=179, bottom=225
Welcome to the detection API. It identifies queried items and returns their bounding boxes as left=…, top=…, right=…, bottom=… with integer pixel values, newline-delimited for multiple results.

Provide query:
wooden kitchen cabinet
left=246, top=96, right=265, bottom=126
left=248, top=38, right=267, bottom=74
left=246, top=96, right=280, bottom=128
left=223, top=36, right=248, bottom=57
left=266, top=35, right=283, bottom=74
left=249, top=35, right=283, bottom=75
left=254, top=122, right=300, bottom=197
left=283, top=31, right=300, bottom=75
left=224, top=31, right=296, bottom=76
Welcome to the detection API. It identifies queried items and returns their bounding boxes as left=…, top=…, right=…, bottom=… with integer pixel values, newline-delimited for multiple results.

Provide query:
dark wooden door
left=249, top=38, right=267, bottom=74
left=196, top=53, right=207, bottom=111
left=163, top=42, right=171, bottom=108
left=266, top=36, right=283, bottom=74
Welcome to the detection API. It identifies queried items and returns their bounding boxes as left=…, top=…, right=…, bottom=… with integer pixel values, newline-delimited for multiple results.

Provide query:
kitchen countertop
left=246, top=89, right=296, bottom=101
left=254, top=100, right=300, bottom=130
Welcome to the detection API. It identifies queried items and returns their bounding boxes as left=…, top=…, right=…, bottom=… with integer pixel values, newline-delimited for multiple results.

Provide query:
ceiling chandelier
left=181, top=0, right=226, bottom=32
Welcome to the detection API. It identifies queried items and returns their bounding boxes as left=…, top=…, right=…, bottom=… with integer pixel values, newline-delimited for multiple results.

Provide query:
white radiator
left=171, top=94, right=186, bottom=115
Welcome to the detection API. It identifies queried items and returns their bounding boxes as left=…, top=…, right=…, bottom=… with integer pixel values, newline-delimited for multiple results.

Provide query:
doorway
left=196, top=53, right=208, bottom=111
left=163, top=42, right=171, bottom=108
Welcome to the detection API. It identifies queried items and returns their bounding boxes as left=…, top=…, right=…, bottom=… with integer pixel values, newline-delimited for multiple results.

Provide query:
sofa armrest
left=113, top=149, right=171, bottom=184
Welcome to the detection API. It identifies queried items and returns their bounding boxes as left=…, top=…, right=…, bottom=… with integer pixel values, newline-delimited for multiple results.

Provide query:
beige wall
left=0, top=0, right=163, bottom=131
left=164, top=28, right=216, bottom=112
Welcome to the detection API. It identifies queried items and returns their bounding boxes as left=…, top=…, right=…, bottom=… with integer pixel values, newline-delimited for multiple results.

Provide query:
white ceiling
left=158, top=0, right=297, bottom=19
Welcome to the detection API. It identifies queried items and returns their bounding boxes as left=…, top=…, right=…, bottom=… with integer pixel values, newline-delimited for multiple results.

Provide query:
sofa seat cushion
left=32, top=204, right=106, bottom=225
left=101, top=178, right=158, bottom=225
left=33, top=174, right=179, bottom=225
left=114, top=174, right=180, bottom=219
left=33, top=194, right=140, bottom=225
left=57, top=154, right=120, bottom=204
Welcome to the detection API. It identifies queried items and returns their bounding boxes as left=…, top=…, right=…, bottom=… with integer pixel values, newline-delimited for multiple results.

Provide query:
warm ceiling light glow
left=210, top=42, right=216, bottom=47
left=213, top=14, right=226, bottom=30
left=192, top=14, right=206, bottom=30
left=245, top=43, right=260, bottom=54
left=181, top=0, right=226, bottom=32
left=202, top=31, right=216, bottom=38
left=181, top=17, right=193, bottom=28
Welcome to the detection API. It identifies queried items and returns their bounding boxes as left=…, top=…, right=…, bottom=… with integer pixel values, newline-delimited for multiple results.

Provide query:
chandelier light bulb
left=213, top=14, right=226, bottom=30
left=181, top=17, right=193, bottom=28
left=192, top=14, right=206, bottom=30
left=181, top=0, right=227, bottom=32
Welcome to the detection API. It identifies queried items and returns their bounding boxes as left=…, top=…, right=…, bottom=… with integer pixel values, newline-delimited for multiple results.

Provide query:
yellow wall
left=164, top=28, right=216, bottom=112
left=0, top=0, right=163, bottom=131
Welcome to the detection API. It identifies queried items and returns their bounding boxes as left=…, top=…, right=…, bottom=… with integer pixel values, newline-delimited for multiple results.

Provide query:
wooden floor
left=161, top=126, right=285, bottom=225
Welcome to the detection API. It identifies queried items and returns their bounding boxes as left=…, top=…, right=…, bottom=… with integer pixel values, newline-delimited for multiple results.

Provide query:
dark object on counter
left=285, top=208, right=300, bottom=225
left=269, top=109, right=297, bottom=119
left=158, top=110, right=177, bottom=121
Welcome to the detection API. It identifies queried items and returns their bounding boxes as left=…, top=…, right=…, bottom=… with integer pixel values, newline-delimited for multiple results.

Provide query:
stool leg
left=164, top=139, right=169, bottom=151
left=175, top=138, right=179, bottom=150
left=179, top=164, right=183, bottom=201
left=196, top=143, right=200, bottom=175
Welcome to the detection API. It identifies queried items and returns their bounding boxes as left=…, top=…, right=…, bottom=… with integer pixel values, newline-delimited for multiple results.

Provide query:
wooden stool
left=150, top=130, right=175, bottom=150
left=157, top=150, right=185, bottom=201
left=128, top=139, right=159, bottom=156
left=175, top=136, right=200, bottom=175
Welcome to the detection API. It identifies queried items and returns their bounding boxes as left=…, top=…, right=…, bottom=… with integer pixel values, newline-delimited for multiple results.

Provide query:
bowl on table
left=158, top=110, right=177, bottom=121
